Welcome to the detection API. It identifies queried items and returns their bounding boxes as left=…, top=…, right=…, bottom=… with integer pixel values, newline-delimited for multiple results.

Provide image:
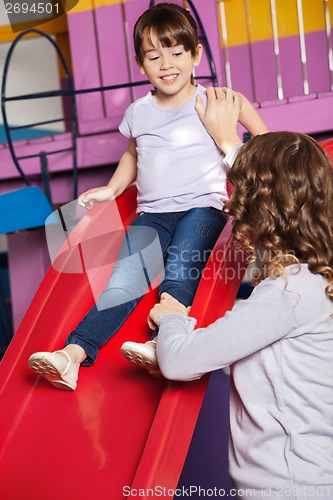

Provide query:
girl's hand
left=195, top=87, right=242, bottom=154
left=148, top=293, right=190, bottom=329
left=78, top=186, right=116, bottom=209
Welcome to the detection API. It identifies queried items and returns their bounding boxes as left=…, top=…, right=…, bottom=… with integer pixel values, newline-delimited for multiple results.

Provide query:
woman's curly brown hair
left=224, top=131, right=333, bottom=301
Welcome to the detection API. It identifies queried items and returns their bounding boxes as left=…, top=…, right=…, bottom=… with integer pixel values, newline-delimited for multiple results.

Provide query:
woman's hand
left=148, top=293, right=190, bottom=329
left=195, top=87, right=242, bottom=155
left=78, top=186, right=116, bottom=209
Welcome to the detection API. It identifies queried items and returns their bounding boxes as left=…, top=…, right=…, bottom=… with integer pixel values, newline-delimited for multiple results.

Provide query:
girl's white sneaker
left=121, top=340, right=160, bottom=375
left=28, top=350, right=79, bottom=391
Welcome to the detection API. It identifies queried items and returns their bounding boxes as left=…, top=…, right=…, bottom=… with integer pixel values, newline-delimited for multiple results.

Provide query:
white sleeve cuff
left=223, top=144, right=243, bottom=168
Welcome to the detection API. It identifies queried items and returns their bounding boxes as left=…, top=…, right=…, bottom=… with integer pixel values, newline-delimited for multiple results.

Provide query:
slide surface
left=320, top=137, right=333, bottom=162
left=0, top=186, right=249, bottom=499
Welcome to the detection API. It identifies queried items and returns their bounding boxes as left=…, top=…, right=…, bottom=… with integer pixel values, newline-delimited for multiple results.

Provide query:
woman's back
left=229, top=264, right=333, bottom=495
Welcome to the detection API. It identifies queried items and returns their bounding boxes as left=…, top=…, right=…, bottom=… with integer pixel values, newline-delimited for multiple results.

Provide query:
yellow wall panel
left=276, top=0, right=299, bottom=37
left=302, top=0, right=327, bottom=33
left=218, top=0, right=249, bottom=46
left=219, top=0, right=274, bottom=45
left=94, top=0, right=123, bottom=7
left=68, top=0, right=122, bottom=12
left=246, top=0, right=273, bottom=41
left=276, top=0, right=328, bottom=37
left=0, top=16, right=68, bottom=43
left=218, top=0, right=333, bottom=47
left=69, top=0, right=94, bottom=14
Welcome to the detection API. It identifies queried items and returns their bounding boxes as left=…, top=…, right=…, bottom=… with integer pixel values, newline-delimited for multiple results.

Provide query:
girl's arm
left=78, top=139, right=137, bottom=208
left=150, top=283, right=295, bottom=382
left=195, top=87, right=269, bottom=156
left=236, top=91, right=269, bottom=137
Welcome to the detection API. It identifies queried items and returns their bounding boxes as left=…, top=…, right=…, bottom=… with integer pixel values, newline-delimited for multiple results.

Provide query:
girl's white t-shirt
left=119, top=85, right=227, bottom=213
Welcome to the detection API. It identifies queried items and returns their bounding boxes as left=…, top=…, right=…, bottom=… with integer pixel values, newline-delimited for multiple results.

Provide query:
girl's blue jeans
left=65, top=207, right=226, bottom=365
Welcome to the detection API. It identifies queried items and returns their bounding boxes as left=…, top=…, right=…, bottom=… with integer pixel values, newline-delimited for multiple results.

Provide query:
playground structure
left=1, top=0, right=333, bottom=330
left=1, top=0, right=333, bottom=496
left=0, top=183, right=252, bottom=497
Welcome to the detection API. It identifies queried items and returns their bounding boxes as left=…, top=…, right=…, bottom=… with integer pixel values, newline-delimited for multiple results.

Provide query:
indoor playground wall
left=218, top=0, right=333, bottom=102
left=0, top=10, right=70, bottom=142
left=0, top=2, right=333, bottom=495
left=1, top=0, right=333, bottom=143
left=1, top=0, right=333, bottom=334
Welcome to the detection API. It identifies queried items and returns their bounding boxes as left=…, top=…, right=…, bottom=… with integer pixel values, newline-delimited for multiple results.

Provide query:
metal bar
left=270, top=0, right=284, bottom=100
left=244, top=0, right=258, bottom=102
left=296, top=0, right=309, bottom=95
left=40, top=152, right=52, bottom=205
left=3, top=80, right=151, bottom=103
left=9, top=117, right=73, bottom=130
left=219, top=0, right=232, bottom=87
left=17, top=147, right=73, bottom=160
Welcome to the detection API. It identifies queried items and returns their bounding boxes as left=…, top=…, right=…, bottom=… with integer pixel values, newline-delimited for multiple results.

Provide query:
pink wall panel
left=122, top=0, right=154, bottom=101
left=67, top=11, right=104, bottom=131
left=258, top=93, right=333, bottom=134
left=279, top=36, right=304, bottom=98
left=306, top=31, right=331, bottom=94
left=95, top=3, right=134, bottom=129
left=228, top=31, right=332, bottom=104
left=190, top=0, right=224, bottom=87
left=0, top=132, right=126, bottom=182
left=226, top=45, right=255, bottom=102
left=250, top=39, right=279, bottom=103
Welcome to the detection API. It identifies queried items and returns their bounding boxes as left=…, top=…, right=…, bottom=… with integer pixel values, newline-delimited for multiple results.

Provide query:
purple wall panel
left=306, top=31, right=331, bottom=94
left=227, top=45, right=255, bottom=102
left=67, top=11, right=104, bottom=129
left=95, top=4, right=132, bottom=129
left=192, top=0, right=224, bottom=87
left=279, top=36, right=304, bottom=98
left=258, top=93, right=333, bottom=134
left=0, top=132, right=127, bottom=182
left=226, top=32, right=332, bottom=103
left=123, top=0, right=153, bottom=101
left=250, top=39, right=278, bottom=103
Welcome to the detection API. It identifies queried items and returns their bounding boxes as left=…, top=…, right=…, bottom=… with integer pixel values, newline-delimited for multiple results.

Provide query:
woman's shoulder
left=284, top=263, right=326, bottom=290
left=249, top=264, right=326, bottom=306
left=257, top=264, right=333, bottom=319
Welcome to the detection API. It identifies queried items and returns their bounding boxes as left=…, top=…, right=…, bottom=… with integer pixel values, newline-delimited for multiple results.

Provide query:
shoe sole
left=28, top=354, right=75, bottom=391
left=121, top=344, right=159, bottom=373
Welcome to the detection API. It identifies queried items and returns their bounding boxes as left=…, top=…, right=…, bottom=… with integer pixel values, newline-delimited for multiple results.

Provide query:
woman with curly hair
left=149, top=89, right=333, bottom=498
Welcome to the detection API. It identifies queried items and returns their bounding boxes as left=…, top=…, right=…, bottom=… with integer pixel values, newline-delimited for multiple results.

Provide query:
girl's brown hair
left=134, top=3, right=199, bottom=65
left=225, top=132, right=333, bottom=301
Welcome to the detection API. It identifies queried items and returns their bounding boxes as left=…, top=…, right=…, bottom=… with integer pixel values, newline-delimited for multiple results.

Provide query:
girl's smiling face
left=137, top=30, right=202, bottom=108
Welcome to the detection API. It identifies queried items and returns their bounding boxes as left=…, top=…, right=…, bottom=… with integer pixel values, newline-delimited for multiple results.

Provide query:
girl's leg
left=66, top=214, right=172, bottom=363
left=28, top=213, right=173, bottom=389
left=160, top=207, right=227, bottom=306
left=121, top=208, right=227, bottom=374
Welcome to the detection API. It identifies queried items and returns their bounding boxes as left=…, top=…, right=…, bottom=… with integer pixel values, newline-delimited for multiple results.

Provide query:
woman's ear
left=193, top=43, right=203, bottom=67
left=136, top=56, right=146, bottom=76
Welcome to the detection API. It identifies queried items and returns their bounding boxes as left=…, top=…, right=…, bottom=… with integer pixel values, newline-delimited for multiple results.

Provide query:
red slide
left=320, top=137, right=333, bottom=163
left=0, top=185, right=249, bottom=499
